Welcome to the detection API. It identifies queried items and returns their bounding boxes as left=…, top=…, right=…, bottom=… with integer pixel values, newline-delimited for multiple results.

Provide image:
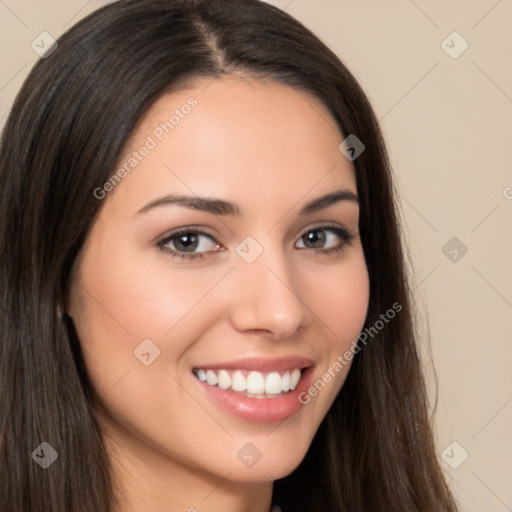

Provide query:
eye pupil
left=175, top=233, right=199, bottom=252
left=305, top=230, right=326, bottom=248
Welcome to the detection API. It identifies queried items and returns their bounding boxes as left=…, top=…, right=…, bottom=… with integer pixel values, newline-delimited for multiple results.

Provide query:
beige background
left=1, top=1, right=511, bottom=510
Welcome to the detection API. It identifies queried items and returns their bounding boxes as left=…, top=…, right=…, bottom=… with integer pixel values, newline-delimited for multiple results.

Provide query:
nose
left=227, top=241, right=311, bottom=340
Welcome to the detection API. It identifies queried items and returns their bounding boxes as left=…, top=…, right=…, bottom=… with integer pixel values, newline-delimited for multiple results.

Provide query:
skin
left=67, top=75, right=370, bottom=512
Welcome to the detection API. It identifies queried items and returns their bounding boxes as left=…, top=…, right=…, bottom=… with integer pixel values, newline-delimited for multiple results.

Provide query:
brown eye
left=157, top=229, right=222, bottom=261
left=296, top=226, right=353, bottom=255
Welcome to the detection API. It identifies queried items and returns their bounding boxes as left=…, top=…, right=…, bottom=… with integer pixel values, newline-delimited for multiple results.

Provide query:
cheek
left=71, top=237, right=222, bottom=346
left=301, top=252, right=369, bottom=396
left=308, top=252, right=370, bottom=347
left=68, top=238, right=236, bottom=417
left=68, top=243, right=224, bottom=454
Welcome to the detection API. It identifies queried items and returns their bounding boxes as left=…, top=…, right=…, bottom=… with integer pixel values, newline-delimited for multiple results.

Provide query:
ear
left=60, top=280, right=78, bottom=319
left=61, top=292, right=75, bottom=319
left=63, top=255, right=83, bottom=320
left=56, top=300, right=71, bottom=320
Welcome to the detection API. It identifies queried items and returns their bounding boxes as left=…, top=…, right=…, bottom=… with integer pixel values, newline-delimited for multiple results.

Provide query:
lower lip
left=193, top=367, right=314, bottom=423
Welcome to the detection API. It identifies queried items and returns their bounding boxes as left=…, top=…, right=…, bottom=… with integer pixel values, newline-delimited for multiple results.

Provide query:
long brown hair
left=0, top=0, right=459, bottom=510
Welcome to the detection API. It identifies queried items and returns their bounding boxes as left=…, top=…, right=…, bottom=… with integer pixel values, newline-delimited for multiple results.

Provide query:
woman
left=0, top=0, right=460, bottom=510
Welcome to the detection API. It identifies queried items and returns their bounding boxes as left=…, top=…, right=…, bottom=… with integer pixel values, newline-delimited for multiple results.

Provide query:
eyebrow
left=136, top=188, right=359, bottom=217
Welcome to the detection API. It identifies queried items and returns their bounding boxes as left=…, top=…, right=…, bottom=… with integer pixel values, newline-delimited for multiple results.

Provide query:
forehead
left=108, top=76, right=356, bottom=218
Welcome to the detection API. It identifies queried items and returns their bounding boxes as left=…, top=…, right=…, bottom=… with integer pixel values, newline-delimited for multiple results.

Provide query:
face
left=67, top=75, right=369, bottom=485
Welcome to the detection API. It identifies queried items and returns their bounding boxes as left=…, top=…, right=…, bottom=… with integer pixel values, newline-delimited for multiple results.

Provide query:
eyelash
left=156, top=225, right=355, bottom=262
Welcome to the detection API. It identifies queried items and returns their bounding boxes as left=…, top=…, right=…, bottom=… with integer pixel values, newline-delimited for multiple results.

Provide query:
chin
left=209, top=439, right=312, bottom=483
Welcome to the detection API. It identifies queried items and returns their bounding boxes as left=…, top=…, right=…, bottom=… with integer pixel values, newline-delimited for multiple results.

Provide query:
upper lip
left=192, top=356, right=315, bottom=373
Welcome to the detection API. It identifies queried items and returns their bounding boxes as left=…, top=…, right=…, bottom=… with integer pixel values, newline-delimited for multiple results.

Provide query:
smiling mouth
left=192, top=367, right=307, bottom=398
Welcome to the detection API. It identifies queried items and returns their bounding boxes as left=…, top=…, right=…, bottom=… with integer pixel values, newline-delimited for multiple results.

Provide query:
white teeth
left=264, top=372, right=282, bottom=394
left=246, top=371, right=265, bottom=394
left=205, top=370, right=218, bottom=386
left=231, top=370, right=246, bottom=392
left=281, top=371, right=290, bottom=392
left=290, top=369, right=301, bottom=390
left=217, top=370, right=231, bottom=390
left=194, top=367, right=304, bottom=395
